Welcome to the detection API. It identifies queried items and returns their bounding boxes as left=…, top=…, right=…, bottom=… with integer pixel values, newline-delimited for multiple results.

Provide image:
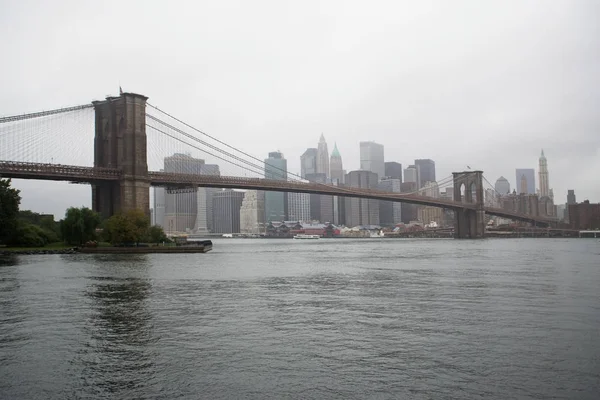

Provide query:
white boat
left=293, top=234, right=320, bottom=240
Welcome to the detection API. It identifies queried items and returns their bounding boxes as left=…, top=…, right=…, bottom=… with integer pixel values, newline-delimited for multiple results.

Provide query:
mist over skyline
left=1, top=0, right=598, bottom=217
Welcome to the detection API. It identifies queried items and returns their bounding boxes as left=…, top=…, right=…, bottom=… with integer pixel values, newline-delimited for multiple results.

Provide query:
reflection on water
left=76, top=257, right=158, bottom=398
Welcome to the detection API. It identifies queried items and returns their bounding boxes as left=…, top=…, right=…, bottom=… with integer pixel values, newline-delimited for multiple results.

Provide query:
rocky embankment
left=0, top=248, right=79, bottom=256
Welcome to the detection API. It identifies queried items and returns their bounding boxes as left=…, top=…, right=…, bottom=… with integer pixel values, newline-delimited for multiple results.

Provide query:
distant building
left=317, top=134, right=330, bottom=178
left=415, top=159, right=436, bottom=189
left=153, top=185, right=165, bottom=228
left=384, top=162, right=403, bottom=180
left=305, top=172, right=333, bottom=223
left=212, top=190, right=244, bottom=234
left=360, top=141, right=384, bottom=180
left=567, top=190, right=576, bottom=204
left=264, top=151, right=288, bottom=222
left=345, top=170, right=380, bottom=227
left=403, top=166, right=418, bottom=185
left=515, top=168, right=535, bottom=194
left=330, top=143, right=344, bottom=184
left=568, top=201, right=600, bottom=230
left=288, top=192, right=311, bottom=222
left=494, top=176, right=510, bottom=195
left=538, top=150, right=550, bottom=198
left=421, top=181, right=439, bottom=198
left=502, top=193, right=540, bottom=217
left=418, top=207, right=444, bottom=227
left=163, top=153, right=205, bottom=234
left=379, top=178, right=402, bottom=226
left=240, top=190, right=265, bottom=234
left=300, top=148, right=318, bottom=179
left=400, top=182, right=418, bottom=223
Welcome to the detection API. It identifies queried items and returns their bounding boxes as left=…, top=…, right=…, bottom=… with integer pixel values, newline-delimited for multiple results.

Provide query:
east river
left=1, top=238, right=599, bottom=399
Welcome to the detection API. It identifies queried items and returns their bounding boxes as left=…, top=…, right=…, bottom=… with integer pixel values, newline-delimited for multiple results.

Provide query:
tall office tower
left=360, top=141, right=385, bottom=180
left=212, top=190, right=245, bottom=234
left=384, top=162, right=403, bottom=180
left=264, top=151, right=288, bottom=222
left=538, top=150, right=550, bottom=197
left=494, top=176, right=510, bottom=195
left=163, top=153, right=205, bottom=234
left=196, top=163, right=220, bottom=233
left=330, top=143, right=344, bottom=184
left=316, top=134, right=330, bottom=177
left=404, top=165, right=418, bottom=186
left=300, top=148, right=318, bottom=179
left=379, top=178, right=402, bottom=226
left=515, top=168, right=535, bottom=194
left=421, top=181, right=439, bottom=198
left=288, top=192, right=311, bottom=222
left=344, top=170, right=380, bottom=227
left=153, top=184, right=165, bottom=229
left=400, top=182, right=418, bottom=223
left=414, top=159, right=435, bottom=189
left=305, top=172, right=334, bottom=223
left=240, top=190, right=265, bottom=234
left=567, top=190, right=576, bottom=204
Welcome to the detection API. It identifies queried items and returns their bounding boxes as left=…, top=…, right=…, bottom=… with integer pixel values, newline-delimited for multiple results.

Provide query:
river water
left=0, top=238, right=599, bottom=399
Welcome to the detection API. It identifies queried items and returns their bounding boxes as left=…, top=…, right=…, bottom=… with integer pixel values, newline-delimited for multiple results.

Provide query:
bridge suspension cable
left=0, top=104, right=93, bottom=124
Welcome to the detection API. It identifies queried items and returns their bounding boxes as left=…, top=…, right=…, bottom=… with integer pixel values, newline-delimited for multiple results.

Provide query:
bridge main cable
left=0, top=104, right=94, bottom=124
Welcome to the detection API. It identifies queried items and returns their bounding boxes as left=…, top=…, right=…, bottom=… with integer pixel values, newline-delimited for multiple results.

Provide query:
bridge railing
left=0, top=161, right=121, bottom=180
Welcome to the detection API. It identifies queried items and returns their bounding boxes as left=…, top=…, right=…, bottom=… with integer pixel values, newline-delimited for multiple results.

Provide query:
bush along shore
left=1, top=247, right=79, bottom=255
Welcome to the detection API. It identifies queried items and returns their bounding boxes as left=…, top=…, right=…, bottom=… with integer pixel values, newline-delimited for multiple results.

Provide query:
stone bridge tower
left=453, top=170, right=486, bottom=239
left=91, top=93, right=149, bottom=219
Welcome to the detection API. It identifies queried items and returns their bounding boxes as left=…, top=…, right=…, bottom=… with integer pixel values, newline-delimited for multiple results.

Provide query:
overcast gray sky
left=1, top=0, right=598, bottom=217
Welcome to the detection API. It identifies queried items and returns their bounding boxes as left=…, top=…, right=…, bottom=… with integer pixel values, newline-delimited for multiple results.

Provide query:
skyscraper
left=345, top=170, right=379, bottom=227
left=153, top=184, right=165, bottom=228
left=384, top=162, right=403, bottom=180
left=240, top=190, right=265, bottom=234
left=163, top=153, right=204, bottom=234
left=264, top=151, right=288, bottom=222
left=288, top=192, right=311, bottom=222
left=515, top=168, right=535, bottom=194
left=379, top=178, right=402, bottom=226
left=538, top=150, right=550, bottom=197
left=300, top=148, right=318, bottom=178
left=494, top=176, right=510, bottom=195
left=403, top=166, right=418, bottom=186
left=330, top=143, right=344, bottom=184
left=360, top=141, right=384, bottom=180
left=415, top=159, right=435, bottom=189
left=305, top=172, right=333, bottom=223
left=212, top=190, right=245, bottom=234
left=316, top=134, right=330, bottom=177
left=567, top=190, right=576, bottom=204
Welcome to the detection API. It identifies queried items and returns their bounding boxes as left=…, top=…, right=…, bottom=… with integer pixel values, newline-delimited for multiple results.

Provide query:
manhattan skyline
left=1, top=0, right=598, bottom=216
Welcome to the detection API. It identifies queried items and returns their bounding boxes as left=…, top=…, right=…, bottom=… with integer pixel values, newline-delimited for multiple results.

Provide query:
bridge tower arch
left=91, top=93, right=149, bottom=219
left=452, top=170, right=486, bottom=238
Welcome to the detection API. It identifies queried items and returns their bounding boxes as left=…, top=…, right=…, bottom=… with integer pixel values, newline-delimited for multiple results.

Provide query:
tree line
left=0, top=178, right=169, bottom=247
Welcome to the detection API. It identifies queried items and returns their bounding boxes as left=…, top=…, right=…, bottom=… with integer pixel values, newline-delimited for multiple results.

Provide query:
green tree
left=0, top=178, right=21, bottom=244
left=9, top=222, right=48, bottom=247
left=61, top=207, right=101, bottom=245
left=104, top=209, right=150, bottom=245
left=148, top=225, right=169, bottom=244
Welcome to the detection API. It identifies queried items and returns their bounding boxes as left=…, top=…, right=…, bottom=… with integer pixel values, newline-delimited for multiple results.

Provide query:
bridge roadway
left=0, top=161, right=552, bottom=225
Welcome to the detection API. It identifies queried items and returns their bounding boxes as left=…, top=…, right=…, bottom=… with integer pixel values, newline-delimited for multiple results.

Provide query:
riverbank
left=1, top=241, right=212, bottom=255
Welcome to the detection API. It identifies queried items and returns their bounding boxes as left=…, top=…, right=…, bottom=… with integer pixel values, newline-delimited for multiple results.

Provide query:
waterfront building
left=345, top=170, right=379, bottom=227
left=330, top=143, right=344, bottom=184
left=538, top=150, right=550, bottom=198
left=360, top=141, right=384, bottom=180
left=494, top=176, right=510, bottom=195
left=379, top=178, right=402, bottom=226
left=240, top=190, right=265, bottom=234
left=317, top=134, right=330, bottom=177
left=288, top=192, right=311, bottom=222
left=264, top=151, right=288, bottom=222
left=568, top=201, right=600, bottom=230
left=415, top=159, right=436, bottom=189
left=212, top=190, right=245, bottom=234
left=384, top=162, right=403, bottom=180
left=300, top=148, right=318, bottom=179
left=418, top=206, right=444, bottom=227
left=515, top=168, right=535, bottom=194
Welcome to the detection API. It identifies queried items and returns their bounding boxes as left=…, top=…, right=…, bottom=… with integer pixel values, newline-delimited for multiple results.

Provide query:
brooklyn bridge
left=0, top=92, right=554, bottom=238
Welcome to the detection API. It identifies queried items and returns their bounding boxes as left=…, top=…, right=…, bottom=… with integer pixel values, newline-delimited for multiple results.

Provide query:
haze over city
left=1, top=0, right=598, bottom=216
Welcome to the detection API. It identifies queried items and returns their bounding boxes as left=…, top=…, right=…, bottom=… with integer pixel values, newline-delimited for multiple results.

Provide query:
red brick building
left=568, top=201, right=600, bottom=230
